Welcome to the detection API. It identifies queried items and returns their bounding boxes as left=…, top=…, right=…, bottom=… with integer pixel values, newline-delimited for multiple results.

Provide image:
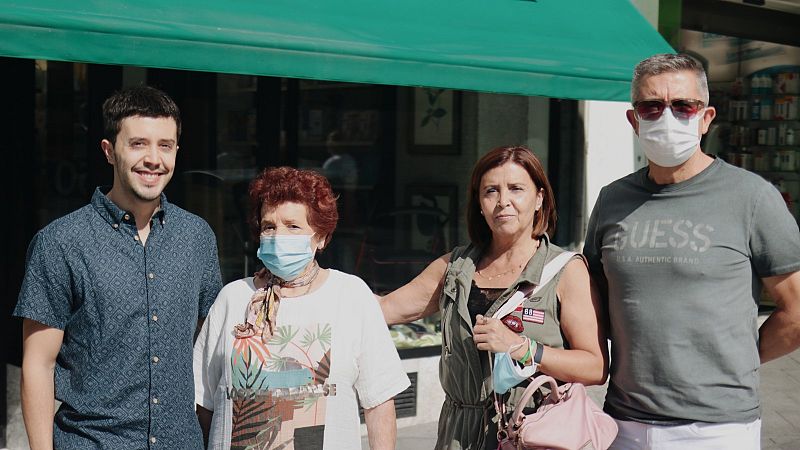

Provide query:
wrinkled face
left=102, top=116, right=178, bottom=203
left=627, top=70, right=716, bottom=137
left=479, top=162, right=543, bottom=240
left=260, top=201, right=325, bottom=250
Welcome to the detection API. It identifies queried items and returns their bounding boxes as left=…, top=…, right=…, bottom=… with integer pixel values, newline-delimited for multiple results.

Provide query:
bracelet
left=519, top=339, right=535, bottom=365
left=508, top=336, right=528, bottom=354
left=533, top=341, right=544, bottom=364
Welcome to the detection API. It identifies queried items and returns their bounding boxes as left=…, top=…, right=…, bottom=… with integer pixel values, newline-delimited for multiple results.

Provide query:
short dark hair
left=467, top=145, right=557, bottom=248
left=248, top=167, right=339, bottom=246
left=102, top=86, right=181, bottom=144
left=631, top=53, right=709, bottom=104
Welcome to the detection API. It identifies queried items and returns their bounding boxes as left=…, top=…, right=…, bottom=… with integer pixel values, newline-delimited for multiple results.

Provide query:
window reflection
left=30, top=67, right=446, bottom=351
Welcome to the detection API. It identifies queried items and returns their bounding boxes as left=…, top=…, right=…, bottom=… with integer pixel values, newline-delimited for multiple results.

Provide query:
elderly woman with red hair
left=194, top=167, right=409, bottom=450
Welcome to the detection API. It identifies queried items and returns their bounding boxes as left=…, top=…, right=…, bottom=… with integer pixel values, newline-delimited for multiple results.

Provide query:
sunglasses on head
left=633, top=99, right=705, bottom=121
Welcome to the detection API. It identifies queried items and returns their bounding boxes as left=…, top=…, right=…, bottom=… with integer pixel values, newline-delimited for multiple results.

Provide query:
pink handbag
left=496, top=375, right=618, bottom=450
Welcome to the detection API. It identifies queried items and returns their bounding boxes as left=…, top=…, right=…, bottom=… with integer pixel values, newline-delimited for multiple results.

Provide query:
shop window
left=26, top=65, right=463, bottom=354
left=32, top=60, right=91, bottom=224
left=159, top=72, right=260, bottom=283
left=681, top=30, right=800, bottom=223
left=212, top=74, right=260, bottom=280
left=160, top=76, right=444, bottom=352
left=294, top=81, right=395, bottom=278
left=292, top=81, right=443, bottom=352
left=681, top=30, right=800, bottom=312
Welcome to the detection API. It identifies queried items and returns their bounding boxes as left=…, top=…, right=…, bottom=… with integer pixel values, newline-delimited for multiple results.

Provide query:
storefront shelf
left=398, top=346, right=441, bottom=359
left=727, top=119, right=800, bottom=124
left=754, top=170, right=800, bottom=178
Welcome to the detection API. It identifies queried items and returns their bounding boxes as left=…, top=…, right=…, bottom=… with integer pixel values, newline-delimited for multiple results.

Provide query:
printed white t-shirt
left=194, top=269, right=410, bottom=450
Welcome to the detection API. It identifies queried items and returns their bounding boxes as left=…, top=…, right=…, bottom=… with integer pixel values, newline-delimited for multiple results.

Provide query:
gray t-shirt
left=584, top=157, right=800, bottom=424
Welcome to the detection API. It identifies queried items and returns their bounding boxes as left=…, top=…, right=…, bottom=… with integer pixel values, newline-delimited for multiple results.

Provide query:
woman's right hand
left=473, top=314, right=528, bottom=358
left=379, top=253, right=451, bottom=325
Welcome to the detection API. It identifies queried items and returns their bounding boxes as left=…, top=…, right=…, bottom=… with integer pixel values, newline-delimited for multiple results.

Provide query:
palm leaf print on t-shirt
left=229, top=323, right=334, bottom=450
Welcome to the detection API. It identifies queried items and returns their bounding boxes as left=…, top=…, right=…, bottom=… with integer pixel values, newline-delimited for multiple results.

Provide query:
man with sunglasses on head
left=584, top=53, right=800, bottom=449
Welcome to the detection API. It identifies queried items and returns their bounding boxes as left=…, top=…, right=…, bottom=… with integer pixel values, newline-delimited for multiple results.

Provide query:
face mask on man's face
left=637, top=108, right=704, bottom=168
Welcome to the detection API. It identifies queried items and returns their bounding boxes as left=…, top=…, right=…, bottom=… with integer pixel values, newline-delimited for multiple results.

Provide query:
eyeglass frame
left=631, top=98, right=706, bottom=121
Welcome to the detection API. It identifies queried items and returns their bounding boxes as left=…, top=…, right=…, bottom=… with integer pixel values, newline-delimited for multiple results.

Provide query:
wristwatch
left=533, top=342, right=544, bottom=364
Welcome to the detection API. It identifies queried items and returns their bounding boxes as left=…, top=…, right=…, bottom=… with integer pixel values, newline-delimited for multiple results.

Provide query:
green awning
left=0, top=0, right=673, bottom=101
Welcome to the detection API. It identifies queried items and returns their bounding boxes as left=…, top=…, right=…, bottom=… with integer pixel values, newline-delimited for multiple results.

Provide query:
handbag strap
left=489, top=250, right=576, bottom=431
left=509, top=374, right=562, bottom=426
left=491, top=251, right=576, bottom=320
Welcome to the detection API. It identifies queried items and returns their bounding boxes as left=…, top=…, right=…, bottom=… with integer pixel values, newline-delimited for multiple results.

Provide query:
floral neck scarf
left=233, top=262, right=320, bottom=344
left=233, top=271, right=280, bottom=344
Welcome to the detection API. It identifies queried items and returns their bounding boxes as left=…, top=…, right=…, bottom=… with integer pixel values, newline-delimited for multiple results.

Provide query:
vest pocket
left=441, top=277, right=458, bottom=358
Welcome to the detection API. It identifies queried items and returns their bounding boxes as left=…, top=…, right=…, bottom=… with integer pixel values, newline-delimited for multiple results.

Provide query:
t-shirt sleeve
left=353, top=283, right=410, bottom=409
left=749, top=183, right=800, bottom=277
left=13, top=230, right=73, bottom=329
left=194, top=301, right=224, bottom=410
left=198, top=226, right=223, bottom=319
left=583, top=188, right=604, bottom=275
left=583, top=189, right=609, bottom=299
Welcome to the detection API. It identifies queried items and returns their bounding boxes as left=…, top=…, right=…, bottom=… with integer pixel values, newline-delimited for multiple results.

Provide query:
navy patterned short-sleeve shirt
left=14, top=187, right=223, bottom=449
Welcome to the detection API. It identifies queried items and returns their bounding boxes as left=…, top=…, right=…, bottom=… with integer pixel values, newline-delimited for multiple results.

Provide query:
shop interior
left=4, top=61, right=588, bottom=363
left=681, top=30, right=800, bottom=222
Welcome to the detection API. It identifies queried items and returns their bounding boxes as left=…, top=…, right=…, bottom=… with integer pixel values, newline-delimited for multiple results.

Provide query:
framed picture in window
left=408, top=88, right=461, bottom=155
left=405, top=183, right=459, bottom=252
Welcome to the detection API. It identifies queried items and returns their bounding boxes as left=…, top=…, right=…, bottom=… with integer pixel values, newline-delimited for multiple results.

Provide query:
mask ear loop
left=490, top=335, right=530, bottom=437
left=507, top=336, right=529, bottom=355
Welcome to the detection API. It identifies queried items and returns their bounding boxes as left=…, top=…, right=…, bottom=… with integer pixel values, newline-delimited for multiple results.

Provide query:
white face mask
left=637, top=109, right=703, bottom=168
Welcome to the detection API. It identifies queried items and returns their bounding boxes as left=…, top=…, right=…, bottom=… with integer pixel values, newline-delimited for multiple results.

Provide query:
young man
left=15, top=86, right=223, bottom=449
left=584, top=54, right=800, bottom=449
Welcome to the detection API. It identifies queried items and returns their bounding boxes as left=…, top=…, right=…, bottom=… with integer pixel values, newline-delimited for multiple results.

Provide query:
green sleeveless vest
left=435, top=235, right=578, bottom=450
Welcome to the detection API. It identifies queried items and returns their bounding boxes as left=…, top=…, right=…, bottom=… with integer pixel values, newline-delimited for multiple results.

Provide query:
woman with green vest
left=381, top=145, right=608, bottom=449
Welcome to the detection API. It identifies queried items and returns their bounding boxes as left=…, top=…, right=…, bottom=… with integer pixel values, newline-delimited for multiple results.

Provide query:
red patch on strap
left=501, top=314, right=524, bottom=333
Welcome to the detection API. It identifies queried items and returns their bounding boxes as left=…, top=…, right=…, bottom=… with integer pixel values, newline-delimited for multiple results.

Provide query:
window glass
left=33, top=61, right=90, bottom=226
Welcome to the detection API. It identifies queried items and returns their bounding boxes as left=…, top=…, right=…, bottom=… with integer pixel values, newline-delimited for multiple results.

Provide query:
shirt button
left=112, top=223, right=119, bottom=229
left=134, top=235, right=140, bottom=241
left=152, top=356, right=159, bottom=363
left=152, top=397, right=159, bottom=404
left=148, top=273, right=155, bottom=279
left=152, top=314, right=158, bottom=322
left=123, top=213, right=130, bottom=221
left=150, top=436, right=157, bottom=444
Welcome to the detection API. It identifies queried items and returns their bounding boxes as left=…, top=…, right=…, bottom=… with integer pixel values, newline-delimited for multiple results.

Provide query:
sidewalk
left=377, top=384, right=607, bottom=450
left=6, top=348, right=800, bottom=449
left=379, top=346, right=800, bottom=450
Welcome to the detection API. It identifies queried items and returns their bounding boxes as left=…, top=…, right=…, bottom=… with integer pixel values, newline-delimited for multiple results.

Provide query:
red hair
left=248, top=167, right=339, bottom=246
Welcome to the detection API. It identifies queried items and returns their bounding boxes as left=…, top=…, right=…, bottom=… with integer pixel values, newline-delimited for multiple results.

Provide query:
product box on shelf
left=754, top=149, right=771, bottom=172
left=775, top=72, right=800, bottom=95
left=728, top=100, right=748, bottom=122
left=778, top=148, right=798, bottom=172
left=775, top=178, right=800, bottom=219
left=774, top=96, right=798, bottom=120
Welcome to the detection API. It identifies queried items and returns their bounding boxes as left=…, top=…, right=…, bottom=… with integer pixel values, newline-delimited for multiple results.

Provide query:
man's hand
left=760, top=271, right=800, bottom=363
left=196, top=405, right=213, bottom=447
